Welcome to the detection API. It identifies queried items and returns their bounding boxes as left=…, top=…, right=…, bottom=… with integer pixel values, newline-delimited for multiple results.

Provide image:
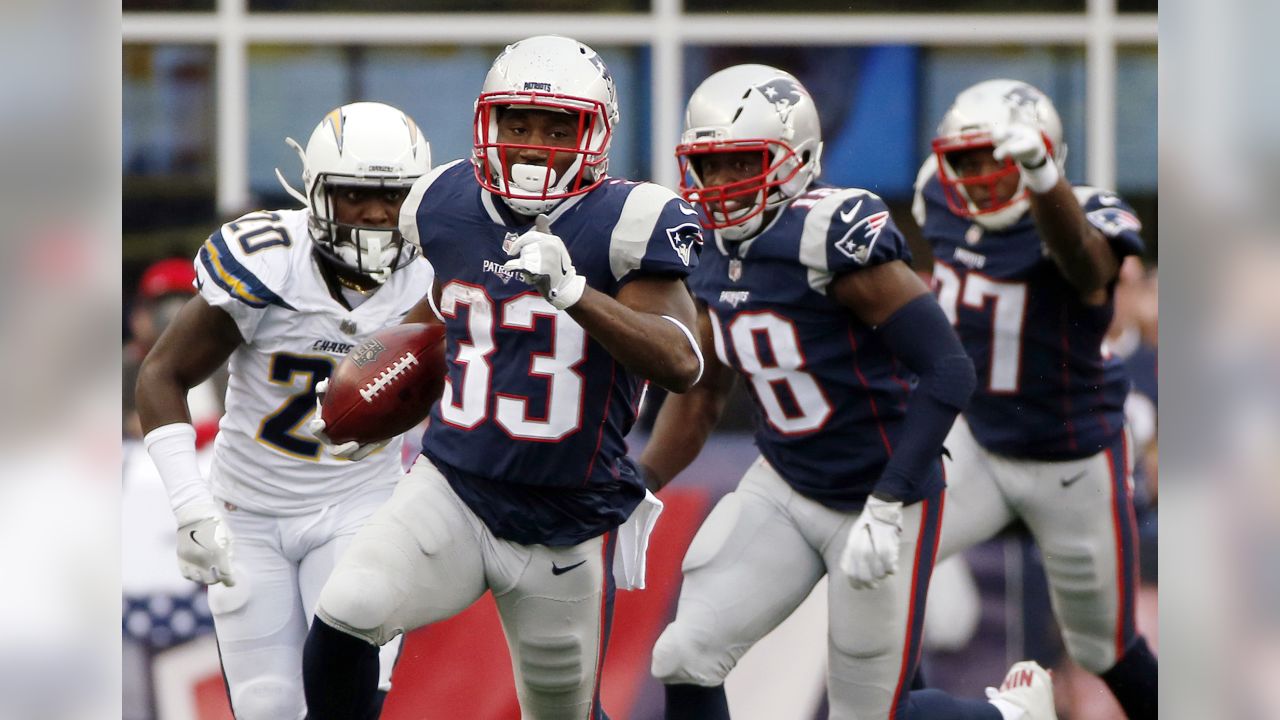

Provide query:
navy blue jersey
left=915, top=162, right=1145, bottom=461
left=400, top=160, right=702, bottom=545
left=690, top=184, right=943, bottom=511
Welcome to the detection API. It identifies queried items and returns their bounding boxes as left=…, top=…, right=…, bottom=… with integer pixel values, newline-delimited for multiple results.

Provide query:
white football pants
left=936, top=416, right=1141, bottom=673
left=206, top=477, right=401, bottom=720
left=316, top=455, right=618, bottom=720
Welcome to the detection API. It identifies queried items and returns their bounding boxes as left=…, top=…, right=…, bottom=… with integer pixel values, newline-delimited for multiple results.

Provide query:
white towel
left=613, top=489, right=664, bottom=591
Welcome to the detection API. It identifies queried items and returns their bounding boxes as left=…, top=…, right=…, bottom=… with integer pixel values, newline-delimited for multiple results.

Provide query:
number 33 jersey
left=690, top=185, right=941, bottom=511
left=914, top=158, right=1145, bottom=460
left=400, top=160, right=701, bottom=546
left=193, top=208, right=434, bottom=515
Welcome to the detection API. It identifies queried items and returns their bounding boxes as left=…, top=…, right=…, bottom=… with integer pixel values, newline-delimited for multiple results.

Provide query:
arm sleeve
left=194, top=221, right=295, bottom=343
left=609, top=184, right=703, bottom=288
left=799, top=189, right=911, bottom=294
left=1079, top=189, right=1145, bottom=260
left=872, top=294, right=976, bottom=501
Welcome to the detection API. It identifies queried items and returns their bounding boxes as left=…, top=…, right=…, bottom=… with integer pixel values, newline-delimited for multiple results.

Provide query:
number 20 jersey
left=914, top=159, right=1145, bottom=460
left=194, top=209, right=433, bottom=515
left=690, top=185, right=942, bottom=511
left=401, top=160, right=702, bottom=546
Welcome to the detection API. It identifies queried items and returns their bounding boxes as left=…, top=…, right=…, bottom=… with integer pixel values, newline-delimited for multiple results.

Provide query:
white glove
left=307, top=378, right=391, bottom=461
left=174, top=500, right=236, bottom=587
left=840, top=495, right=904, bottom=590
left=501, top=213, right=586, bottom=311
left=991, top=106, right=1059, bottom=194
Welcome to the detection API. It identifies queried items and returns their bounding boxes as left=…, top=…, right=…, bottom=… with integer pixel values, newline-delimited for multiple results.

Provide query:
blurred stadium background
left=122, top=2, right=1157, bottom=718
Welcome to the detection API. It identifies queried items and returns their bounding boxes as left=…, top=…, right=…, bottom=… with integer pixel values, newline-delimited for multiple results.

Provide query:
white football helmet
left=473, top=35, right=620, bottom=215
left=932, top=79, right=1065, bottom=230
left=678, top=64, right=823, bottom=240
left=276, top=101, right=431, bottom=283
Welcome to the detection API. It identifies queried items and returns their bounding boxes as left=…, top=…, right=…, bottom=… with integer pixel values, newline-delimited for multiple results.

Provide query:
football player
left=916, top=79, right=1158, bottom=719
left=135, top=101, right=434, bottom=720
left=301, top=36, right=704, bottom=720
left=642, top=65, right=1058, bottom=720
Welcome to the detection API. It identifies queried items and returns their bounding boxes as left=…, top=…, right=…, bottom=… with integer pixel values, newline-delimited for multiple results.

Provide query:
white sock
left=987, top=696, right=1027, bottom=720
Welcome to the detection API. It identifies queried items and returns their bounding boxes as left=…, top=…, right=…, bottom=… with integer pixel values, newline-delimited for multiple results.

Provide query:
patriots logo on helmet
left=753, top=78, right=806, bottom=122
left=666, top=223, right=702, bottom=266
left=350, top=338, right=385, bottom=368
left=1003, top=84, right=1043, bottom=116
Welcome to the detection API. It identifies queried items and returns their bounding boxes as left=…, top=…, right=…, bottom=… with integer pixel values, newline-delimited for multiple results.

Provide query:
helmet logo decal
left=1003, top=85, right=1042, bottom=116
left=324, top=108, right=345, bottom=154
left=403, top=116, right=421, bottom=157
left=753, top=78, right=806, bottom=122
left=523, top=81, right=552, bottom=92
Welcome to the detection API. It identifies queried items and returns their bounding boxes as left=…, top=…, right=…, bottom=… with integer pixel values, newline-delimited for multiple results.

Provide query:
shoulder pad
left=608, top=182, right=702, bottom=280
left=1073, top=185, right=1143, bottom=238
left=912, top=156, right=940, bottom=227
left=400, top=159, right=468, bottom=251
left=196, top=210, right=299, bottom=310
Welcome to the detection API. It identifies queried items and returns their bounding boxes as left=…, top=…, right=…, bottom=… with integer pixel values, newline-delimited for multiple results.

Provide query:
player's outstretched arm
left=501, top=213, right=703, bottom=393
left=136, top=295, right=243, bottom=432
left=135, top=295, right=244, bottom=587
left=832, top=261, right=976, bottom=502
left=993, top=114, right=1119, bottom=302
left=569, top=276, right=703, bottom=394
left=638, top=304, right=736, bottom=493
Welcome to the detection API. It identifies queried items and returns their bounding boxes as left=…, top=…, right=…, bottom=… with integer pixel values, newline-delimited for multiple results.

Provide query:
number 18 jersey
left=690, top=185, right=942, bottom=511
left=194, top=209, right=433, bottom=515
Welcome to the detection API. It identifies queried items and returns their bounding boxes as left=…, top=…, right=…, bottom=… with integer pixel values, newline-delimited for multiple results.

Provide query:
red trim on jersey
left=888, top=494, right=943, bottom=718
left=1106, top=436, right=1127, bottom=659
left=1059, top=305, right=1079, bottom=452
left=846, top=328, right=894, bottom=456
left=588, top=531, right=612, bottom=719
left=582, top=359, right=617, bottom=486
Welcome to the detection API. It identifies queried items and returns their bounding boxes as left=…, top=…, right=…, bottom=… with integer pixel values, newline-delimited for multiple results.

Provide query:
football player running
left=302, top=36, right=703, bottom=720
left=135, top=102, right=433, bottom=720
left=917, top=79, right=1157, bottom=719
left=643, top=65, right=1058, bottom=720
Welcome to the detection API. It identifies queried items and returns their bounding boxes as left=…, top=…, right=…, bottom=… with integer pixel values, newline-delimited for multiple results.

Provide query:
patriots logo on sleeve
left=1086, top=207, right=1142, bottom=238
left=833, top=205, right=891, bottom=264
left=666, top=223, right=702, bottom=266
left=754, top=78, right=806, bottom=122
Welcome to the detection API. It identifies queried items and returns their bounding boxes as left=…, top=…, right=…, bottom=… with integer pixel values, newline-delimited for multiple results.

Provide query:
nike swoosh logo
left=839, top=199, right=864, bottom=224
left=551, top=560, right=587, bottom=576
left=679, top=205, right=698, bottom=216
left=1060, top=471, right=1087, bottom=488
left=188, top=530, right=208, bottom=549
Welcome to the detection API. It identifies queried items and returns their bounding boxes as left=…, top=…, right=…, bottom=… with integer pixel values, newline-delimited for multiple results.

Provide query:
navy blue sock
left=303, top=616, right=381, bottom=720
left=907, top=689, right=1001, bottom=720
left=1100, top=635, right=1158, bottom=720
left=665, top=683, right=730, bottom=720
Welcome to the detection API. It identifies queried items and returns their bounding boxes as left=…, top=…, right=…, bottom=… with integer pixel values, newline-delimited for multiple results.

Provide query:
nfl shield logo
left=728, top=259, right=743, bottom=282
left=340, top=319, right=358, bottom=335
left=965, top=224, right=983, bottom=246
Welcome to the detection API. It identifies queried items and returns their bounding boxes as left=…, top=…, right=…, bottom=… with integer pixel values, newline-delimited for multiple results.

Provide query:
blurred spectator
left=124, top=257, right=224, bottom=440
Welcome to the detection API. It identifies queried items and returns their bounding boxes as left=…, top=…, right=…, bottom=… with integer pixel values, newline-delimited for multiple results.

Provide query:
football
left=319, top=322, right=448, bottom=445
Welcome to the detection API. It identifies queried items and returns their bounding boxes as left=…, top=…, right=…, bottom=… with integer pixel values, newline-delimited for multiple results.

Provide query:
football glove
left=501, top=213, right=586, bottom=311
left=174, top=499, right=236, bottom=587
left=991, top=106, right=1060, bottom=194
left=307, top=378, right=391, bottom=461
left=840, top=495, right=904, bottom=590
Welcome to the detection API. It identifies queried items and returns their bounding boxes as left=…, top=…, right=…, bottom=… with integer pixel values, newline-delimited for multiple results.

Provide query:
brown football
left=319, top=323, right=447, bottom=445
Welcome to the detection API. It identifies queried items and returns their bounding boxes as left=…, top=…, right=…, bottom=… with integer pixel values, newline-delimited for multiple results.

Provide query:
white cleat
left=984, top=660, right=1058, bottom=720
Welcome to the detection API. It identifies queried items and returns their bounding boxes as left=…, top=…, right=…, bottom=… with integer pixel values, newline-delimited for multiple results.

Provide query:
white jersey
left=194, top=209, right=433, bottom=515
